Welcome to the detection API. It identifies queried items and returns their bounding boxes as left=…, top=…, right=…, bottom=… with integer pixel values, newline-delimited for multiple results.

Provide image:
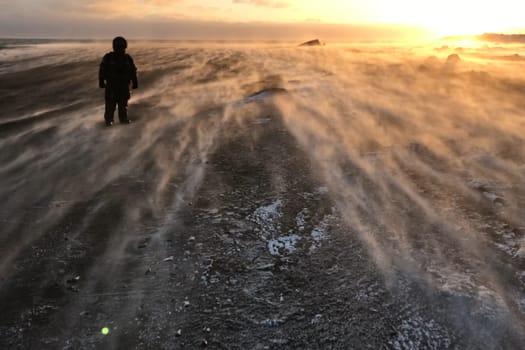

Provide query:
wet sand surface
left=1, top=42, right=525, bottom=349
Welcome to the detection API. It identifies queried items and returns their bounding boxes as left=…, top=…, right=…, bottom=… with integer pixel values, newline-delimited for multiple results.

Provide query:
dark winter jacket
left=99, top=52, right=138, bottom=91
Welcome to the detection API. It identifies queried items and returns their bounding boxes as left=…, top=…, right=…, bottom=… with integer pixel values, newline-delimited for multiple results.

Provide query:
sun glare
left=421, top=14, right=507, bottom=38
left=368, top=0, right=523, bottom=37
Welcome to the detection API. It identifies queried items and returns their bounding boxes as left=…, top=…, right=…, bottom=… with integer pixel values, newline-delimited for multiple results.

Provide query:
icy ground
left=1, top=41, right=525, bottom=349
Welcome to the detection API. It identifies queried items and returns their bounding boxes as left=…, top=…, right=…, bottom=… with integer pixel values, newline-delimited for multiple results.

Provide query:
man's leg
left=117, top=88, right=131, bottom=123
left=117, top=96, right=129, bottom=123
left=104, top=89, right=117, bottom=125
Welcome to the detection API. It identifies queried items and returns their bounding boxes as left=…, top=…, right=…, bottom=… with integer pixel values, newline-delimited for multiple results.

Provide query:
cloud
left=0, top=0, right=429, bottom=39
left=77, top=0, right=188, bottom=19
left=143, top=0, right=180, bottom=4
left=0, top=15, right=429, bottom=40
left=0, top=0, right=190, bottom=21
left=233, top=0, right=290, bottom=9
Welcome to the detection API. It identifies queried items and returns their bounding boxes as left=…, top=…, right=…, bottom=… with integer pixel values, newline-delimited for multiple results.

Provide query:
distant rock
left=480, top=33, right=525, bottom=43
left=442, top=33, right=525, bottom=44
left=419, top=54, right=462, bottom=73
left=446, top=54, right=461, bottom=64
left=435, top=45, right=450, bottom=52
left=442, top=54, right=462, bottom=72
left=300, top=39, right=322, bottom=47
left=503, top=54, right=525, bottom=61
left=425, top=56, right=440, bottom=65
left=418, top=56, right=441, bottom=72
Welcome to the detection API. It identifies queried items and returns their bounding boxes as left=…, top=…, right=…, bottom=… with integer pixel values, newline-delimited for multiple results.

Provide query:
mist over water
left=1, top=39, right=525, bottom=347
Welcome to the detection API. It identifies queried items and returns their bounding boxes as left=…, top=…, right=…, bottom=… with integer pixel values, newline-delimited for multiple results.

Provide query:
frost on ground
left=295, top=208, right=309, bottom=232
left=250, top=199, right=335, bottom=257
left=268, top=234, right=301, bottom=256
left=309, top=211, right=335, bottom=253
left=251, top=200, right=282, bottom=240
left=390, top=316, right=452, bottom=350
left=2, top=41, right=525, bottom=349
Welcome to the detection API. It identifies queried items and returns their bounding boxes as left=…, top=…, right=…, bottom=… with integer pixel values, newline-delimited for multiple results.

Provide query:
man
left=99, top=36, right=138, bottom=126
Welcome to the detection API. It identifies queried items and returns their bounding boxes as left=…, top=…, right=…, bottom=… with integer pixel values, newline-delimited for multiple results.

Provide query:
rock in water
left=300, top=39, right=322, bottom=47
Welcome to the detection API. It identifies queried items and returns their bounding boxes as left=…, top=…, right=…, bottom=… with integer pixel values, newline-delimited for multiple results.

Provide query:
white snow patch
left=482, top=191, right=504, bottom=204
left=253, top=200, right=282, bottom=222
left=427, top=266, right=507, bottom=314
left=426, top=266, right=477, bottom=295
left=514, top=240, right=525, bottom=259
left=259, top=318, right=284, bottom=327
left=492, top=233, right=522, bottom=258
left=494, top=242, right=515, bottom=256
left=516, top=247, right=525, bottom=259
left=295, top=208, right=309, bottom=232
left=317, top=186, right=329, bottom=194
left=311, top=222, right=329, bottom=242
left=468, top=177, right=488, bottom=190
left=518, top=298, right=525, bottom=312
left=391, top=316, right=450, bottom=350
left=309, top=214, right=333, bottom=252
left=441, top=273, right=476, bottom=295
left=251, top=117, right=272, bottom=125
left=268, top=234, right=301, bottom=256
left=251, top=200, right=282, bottom=238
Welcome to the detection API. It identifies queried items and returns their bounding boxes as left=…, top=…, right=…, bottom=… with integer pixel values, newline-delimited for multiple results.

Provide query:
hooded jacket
left=99, top=52, right=138, bottom=91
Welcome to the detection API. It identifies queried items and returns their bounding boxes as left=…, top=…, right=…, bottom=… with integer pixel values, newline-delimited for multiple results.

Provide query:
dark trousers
left=105, top=87, right=130, bottom=123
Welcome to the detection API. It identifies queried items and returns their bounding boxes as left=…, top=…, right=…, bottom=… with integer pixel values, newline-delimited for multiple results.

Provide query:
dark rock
left=480, top=33, right=525, bottom=43
left=66, top=276, right=80, bottom=284
left=503, top=54, right=525, bottom=61
left=300, top=39, right=322, bottom=47
left=418, top=56, right=441, bottom=72
left=446, top=54, right=461, bottom=65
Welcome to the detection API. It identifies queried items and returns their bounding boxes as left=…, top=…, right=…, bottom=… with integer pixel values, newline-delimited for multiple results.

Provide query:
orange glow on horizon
left=75, top=1, right=525, bottom=36
left=5, top=0, right=523, bottom=40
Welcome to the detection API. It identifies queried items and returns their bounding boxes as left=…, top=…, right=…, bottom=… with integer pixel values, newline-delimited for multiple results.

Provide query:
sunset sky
left=1, top=0, right=523, bottom=39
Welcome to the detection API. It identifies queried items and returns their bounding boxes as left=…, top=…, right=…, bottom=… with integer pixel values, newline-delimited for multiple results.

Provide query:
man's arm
left=128, top=55, right=138, bottom=89
left=99, top=56, right=106, bottom=88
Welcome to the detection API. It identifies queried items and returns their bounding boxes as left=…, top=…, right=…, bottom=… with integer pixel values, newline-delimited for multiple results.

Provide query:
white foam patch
left=268, top=234, right=301, bottom=256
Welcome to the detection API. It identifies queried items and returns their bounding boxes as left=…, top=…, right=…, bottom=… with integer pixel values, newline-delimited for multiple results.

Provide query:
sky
left=0, top=0, right=524, bottom=39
